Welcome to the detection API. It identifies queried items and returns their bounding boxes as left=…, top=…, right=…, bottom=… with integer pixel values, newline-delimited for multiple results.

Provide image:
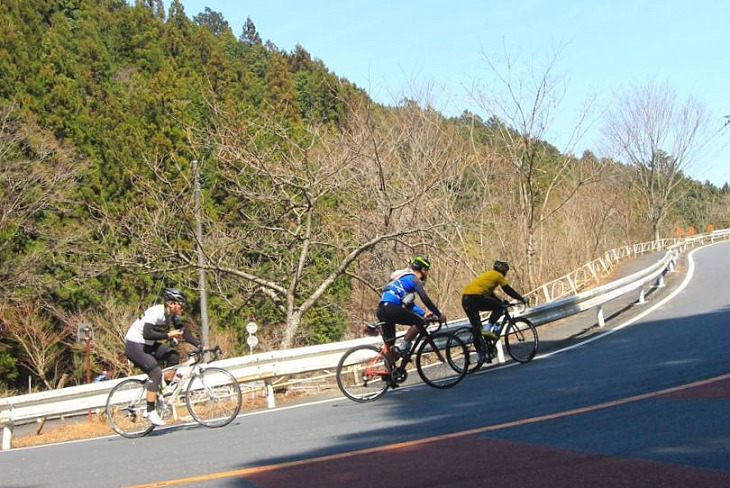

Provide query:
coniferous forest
left=1, top=0, right=728, bottom=395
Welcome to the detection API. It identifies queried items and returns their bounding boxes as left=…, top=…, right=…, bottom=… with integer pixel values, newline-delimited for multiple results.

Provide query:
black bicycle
left=454, top=301, right=538, bottom=373
left=336, top=318, right=469, bottom=402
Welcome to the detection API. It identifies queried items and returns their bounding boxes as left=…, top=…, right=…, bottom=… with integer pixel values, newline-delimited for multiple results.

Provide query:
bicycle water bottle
left=171, top=366, right=188, bottom=387
left=160, top=377, right=170, bottom=396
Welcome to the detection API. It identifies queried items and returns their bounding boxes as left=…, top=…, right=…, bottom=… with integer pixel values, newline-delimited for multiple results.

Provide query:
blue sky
left=180, top=1, right=729, bottom=187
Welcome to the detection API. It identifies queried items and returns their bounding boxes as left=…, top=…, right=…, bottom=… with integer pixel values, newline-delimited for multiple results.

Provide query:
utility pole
left=192, top=160, right=209, bottom=346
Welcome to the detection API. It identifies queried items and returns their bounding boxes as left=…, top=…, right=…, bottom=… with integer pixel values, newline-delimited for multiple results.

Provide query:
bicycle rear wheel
left=416, top=332, right=468, bottom=388
left=106, top=378, right=154, bottom=438
left=336, top=345, right=392, bottom=402
left=186, top=367, right=242, bottom=428
left=504, top=317, right=539, bottom=363
left=453, top=327, right=485, bottom=373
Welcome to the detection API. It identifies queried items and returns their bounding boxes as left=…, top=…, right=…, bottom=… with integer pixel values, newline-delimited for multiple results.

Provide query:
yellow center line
left=126, top=372, right=730, bottom=488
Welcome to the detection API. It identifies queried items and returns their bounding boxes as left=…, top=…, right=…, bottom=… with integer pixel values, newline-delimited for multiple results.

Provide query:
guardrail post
left=654, top=271, right=665, bottom=289
left=541, top=285, right=551, bottom=303
left=598, top=257, right=610, bottom=274
left=265, top=379, right=276, bottom=408
left=2, top=423, right=12, bottom=451
left=588, top=262, right=598, bottom=283
left=638, top=287, right=646, bottom=304
left=596, top=305, right=605, bottom=327
left=494, top=341, right=506, bottom=364
left=567, top=275, right=577, bottom=294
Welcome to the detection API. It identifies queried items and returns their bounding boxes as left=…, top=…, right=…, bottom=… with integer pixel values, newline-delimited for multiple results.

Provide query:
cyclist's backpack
left=383, top=268, right=417, bottom=305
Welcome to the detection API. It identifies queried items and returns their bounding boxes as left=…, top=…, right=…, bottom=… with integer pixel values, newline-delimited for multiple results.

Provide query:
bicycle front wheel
left=105, top=378, right=154, bottom=438
left=336, top=345, right=392, bottom=402
left=416, top=332, right=468, bottom=388
left=186, top=367, right=242, bottom=428
left=453, top=327, right=485, bottom=373
left=504, top=317, right=539, bottom=363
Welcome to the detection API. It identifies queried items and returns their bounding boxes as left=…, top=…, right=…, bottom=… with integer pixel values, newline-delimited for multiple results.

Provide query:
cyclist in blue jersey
left=376, top=256, right=447, bottom=358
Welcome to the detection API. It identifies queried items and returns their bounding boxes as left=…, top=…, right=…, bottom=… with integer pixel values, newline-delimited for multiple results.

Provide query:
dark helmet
left=409, top=255, right=431, bottom=271
left=493, top=260, right=509, bottom=274
left=163, top=287, right=187, bottom=305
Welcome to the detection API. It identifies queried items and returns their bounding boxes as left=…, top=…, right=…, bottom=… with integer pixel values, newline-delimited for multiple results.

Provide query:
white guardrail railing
left=1, top=230, right=729, bottom=450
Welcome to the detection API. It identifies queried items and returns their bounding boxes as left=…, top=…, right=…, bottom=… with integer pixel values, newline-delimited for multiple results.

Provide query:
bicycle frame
left=157, top=347, right=223, bottom=418
left=158, top=359, right=197, bottom=416
left=458, top=301, right=538, bottom=369
left=351, top=326, right=412, bottom=383
left=374, top=319, right=446, bottom=369
left=336, top=318, right=467, bottom=402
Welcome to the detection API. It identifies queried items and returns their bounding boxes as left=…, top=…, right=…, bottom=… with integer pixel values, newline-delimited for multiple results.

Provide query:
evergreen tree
left=241, top=16, right=262, bottom=44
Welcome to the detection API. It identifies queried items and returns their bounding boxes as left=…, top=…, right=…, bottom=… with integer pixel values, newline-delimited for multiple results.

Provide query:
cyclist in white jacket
left=124, top=287, right=201, bottom=426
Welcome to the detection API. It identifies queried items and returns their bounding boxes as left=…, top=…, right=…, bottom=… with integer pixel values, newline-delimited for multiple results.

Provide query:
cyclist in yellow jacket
left=461, top=260, right=525, bottom=360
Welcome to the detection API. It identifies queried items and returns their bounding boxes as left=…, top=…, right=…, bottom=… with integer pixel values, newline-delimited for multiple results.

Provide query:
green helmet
left=409, top=255, right=431, bottom=271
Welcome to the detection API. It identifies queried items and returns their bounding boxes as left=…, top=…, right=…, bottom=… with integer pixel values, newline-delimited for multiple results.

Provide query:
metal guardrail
left=1, top=230, right=729, bottom=450
left=524, top=234, right=723, bottom=305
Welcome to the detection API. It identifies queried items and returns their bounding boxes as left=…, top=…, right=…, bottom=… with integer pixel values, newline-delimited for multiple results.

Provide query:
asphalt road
left=1, top=242, right=728, bottom=487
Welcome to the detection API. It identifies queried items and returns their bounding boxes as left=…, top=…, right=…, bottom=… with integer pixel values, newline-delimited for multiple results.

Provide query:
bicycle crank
left=391, top=366, right=408, bottom=384
left=157, top=400, right=173, bottom=420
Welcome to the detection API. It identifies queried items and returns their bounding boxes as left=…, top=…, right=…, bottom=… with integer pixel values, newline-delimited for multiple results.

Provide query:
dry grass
left=10, top=381, right=323, bottom=449
left=12, top=416, right=115, bottom=448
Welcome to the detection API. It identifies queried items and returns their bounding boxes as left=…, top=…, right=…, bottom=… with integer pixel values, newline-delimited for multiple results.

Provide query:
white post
left=541, top=285, right=551, bottom=303
left=638, top=288, right=646, bottom=304
left=655, top=273, right=665, bottom=288
left=2, top=424, right=12, bottom=451
left=265, top=379, right=276, bottom=408
left=494, top=341, right=506, bottom=364
left=597, top=305, right=605, bottom=327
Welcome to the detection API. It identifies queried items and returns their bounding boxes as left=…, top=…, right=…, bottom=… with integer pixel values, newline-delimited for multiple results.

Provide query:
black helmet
left=493, top=260, right=509, bottom=274
left=163, top=287, right=187, bottom=305
left=409, top=255, right=431, bottom=271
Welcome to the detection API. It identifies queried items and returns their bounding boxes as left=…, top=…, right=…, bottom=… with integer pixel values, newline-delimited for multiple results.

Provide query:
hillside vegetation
left=1, top=0, right=727, bottom=395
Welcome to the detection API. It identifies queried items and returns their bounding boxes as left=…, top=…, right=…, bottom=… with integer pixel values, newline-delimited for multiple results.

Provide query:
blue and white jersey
left=380, top=270, right=427, bottom=316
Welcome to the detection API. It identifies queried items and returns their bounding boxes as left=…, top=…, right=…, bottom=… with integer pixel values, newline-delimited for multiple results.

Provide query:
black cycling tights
left=461, top=294, right=503, bottom=331
left=376, top=303, right=426, bottom=347
left=125, top=341, right=180, bottom=392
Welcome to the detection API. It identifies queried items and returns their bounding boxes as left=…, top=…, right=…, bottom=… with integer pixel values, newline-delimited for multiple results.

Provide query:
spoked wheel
left=504, top=317, right=539, bottom=363
left=336, top=345, right=393, bottom=402
left=416, top=332, right=468, bottom=388
left=106, top=379, right=154, bottom=438
left=453, top=327, right=486, bottom=373
left=185, top=367, right=242, bottom=428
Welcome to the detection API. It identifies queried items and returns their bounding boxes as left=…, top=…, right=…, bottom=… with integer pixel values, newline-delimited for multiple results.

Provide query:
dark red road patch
left=241, top=434, right=730, bottom=488
left=660, top=377, right=730, bottom=399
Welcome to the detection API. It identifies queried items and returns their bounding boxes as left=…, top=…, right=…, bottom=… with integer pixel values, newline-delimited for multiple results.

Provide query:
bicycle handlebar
left=502, top=299, right=529, bottom=315
left=363, top=315, right=443, bottom=337
left=188, top=345, right=223, bottom=363
left=423, top=316, right=443, bottom=332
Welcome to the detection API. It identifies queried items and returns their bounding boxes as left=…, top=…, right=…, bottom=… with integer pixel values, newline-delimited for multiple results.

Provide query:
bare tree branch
left=602, top=80, right=711, bottom=240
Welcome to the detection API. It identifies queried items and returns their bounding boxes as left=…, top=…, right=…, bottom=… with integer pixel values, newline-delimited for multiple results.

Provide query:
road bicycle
left=454, top=301, right=538, bottom=373
left=336, top=318, right=468, bottom=402
left=105, top=345, right=242, bottom=438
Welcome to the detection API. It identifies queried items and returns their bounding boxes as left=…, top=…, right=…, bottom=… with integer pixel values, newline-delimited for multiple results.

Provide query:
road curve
left=1, top=242, right=729, bottom=488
